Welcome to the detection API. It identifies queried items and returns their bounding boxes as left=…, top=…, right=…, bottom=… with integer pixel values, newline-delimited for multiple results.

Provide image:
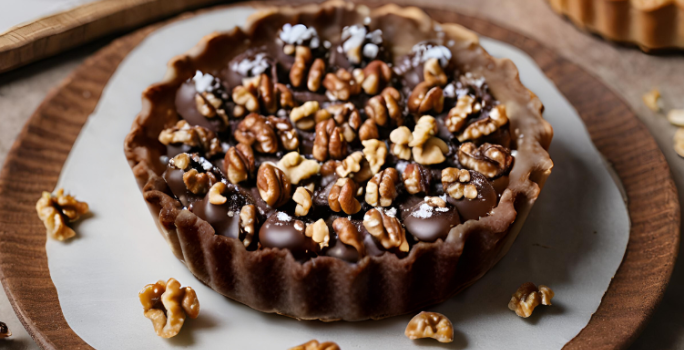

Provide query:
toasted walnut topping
left=307, top=58, right=326, bottom=92
left=408, top=82, right=444, bottom=115
left=329, top=178, right=362, bottom=215
left=425, top=196, right=447, bottom=208
left=267, top=116, right=300, bottom=151
left=305, top=219, right=330, bottom=248
left=208, top=182, right=227, bottom=205
left=232, top=84, right=259, bottom=117
left=158, top=120, right=221, bottom=157
left=323, top=68, right=361, bottom=101
left=0, top=321, right=10, bottom=338
left=239, top=204, right=257, bottom=247
left=359, top=118, right=379, bottom=141
left=278, top=152, right=320, bottom=185
left=195, top=91, right=228, bottom=123
left=320, top=159, right=340, bottom=176
left=445, top=95, right=481, bottom=133
left=457, top=104, right=509, bottom=142
left=365, top=87, right=402, bottom=127
left=171, top=153, right=190, bottom=170
left=363, top=208, right=409, bottom=252
left=356, top=60, right=393, bottom=95
left=336, top=151, right=372, bottom=182
left=675, top=128, right=684, bottom=158
left=313, top=119, right=348, bottom=162
left=276, top=83, right=296, bottom=110
left=289, top=339, right=340, bottom=350
left=257, top=74, right=277, bottom=114
left=139, top=278, right=199, bottom=338
left=412, top=137, right=448, bottom=165
left=365, top=168, right=399, bottom=207
left=234, top=113, right=278, bottom=153
left=36, top=188, right=89, bottom=241
left=405, top=311, right=454, bottom=343
left=403, top=163, right=430, bottom=194
left=667, top=109, right=684, bottom=127
left=362, top=139, right=388, bottom=174
left=459, top=142, right=513, bottom=178
left=257, top=163, right=292, bottom=207
left=293, top=187, right=313, bottom=216
left=424, top=57, right=448, bottom=87
left=290, top=101, right=320, bottom=130
left=389, top=126, right=413, bottom=160
left=333, top=217, right=366, bottom=257
left=410, top=116, right=438, bottom=147
left=442, top=168, right=478, bottom=200
left=224, top=143, right=255, bottom=184
left=291, top=45, right=313, bottom=88
left=508, top=282, right=554, bottom=318
left=642, top=88, right=661, bottom=112
left=326, top=102, right=362, bottom=130
left=183, top=169, right=211, bottom=195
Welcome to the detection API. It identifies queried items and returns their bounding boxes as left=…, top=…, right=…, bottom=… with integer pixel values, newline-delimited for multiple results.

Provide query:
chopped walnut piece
left=234, top=113, right=278, bottom=153
left=457, top=104, right=509, bottom=142
left=257, top=74, right=277, bottom=114
left=333, top=217, right=366, bottom=257
left=323, top=68, right=361, bottom=101
left=36, top=188, right=89, bottom=241
left=409, top=116, right=437, bottom=147
left=195, top=91, right=228, bottom=123
left=239, top=204, right=257, bottom=247
left=267, top=116, right=300, bottom=151
left=508, top=282, right=554, bottom=318
left=442, top=168, right=478, bottom=200
left=289, top=339, right=340, bottom=350
left=171, top=153, right=190, bottom=170
left=642, top=88, right=661, bottom=112
left=0, top=321, right=10, bottom=338
left=293, top=187, right=313, bottom=216
left=357, top=60, right=393, bottom=95
left=425, top=196, right=447, bottom=208
left=359, top=118, right=379, bottom=141
left=308, top=58, right=326, bottom=92
left=403, top=163, right=430, bottom=194
left=365, top=168, right=399, bottom=207
left=291, top=45, right=313, bottom=88
left=327, top=102, right=362, bottom=130
left=365, top=87, right=402, bottom=127
left=158, top=120, right=221, bottom=157
left=445, top=95, right=481, bottom=133
left=256, top=163, right=292, bottom=207
left=389, top=126, right=413, bottom=160
left=313, top=119, right=348, bottom=161
left=336, top=151, right=373, bottom=182
left=208, top=182, right=227, bottom=205
left=290, top=101, right=320, bottom=131
left=362, top=139, right=388, bottom=174
left=275, top=83, right=296, bottom=110
left=424, top=57, right=448, bottom=87
left=405, top=311, right=454, bottom=343
left=224, top=143, right=255, bottom=184
left=412, top=137, right=448, bottom=165
left=675, top=128, right=684, bottom=158
left=408, top=82, right=444, bottom=115
left=305, top=219, right=330, bottom=248
left=139, top=278, right=199, bottom=338
left=183, top=169, right=211, bottom=195
left=458, top=142, right=513, bottom=178
left=329, top=178, right=362, bottom=215
left=363, top=208, right=409, bottom=252
left=667, top=109, right=684, bottom=127
left=278, top=152, right=321, bottom=185
left=232, top=84, right=259, bottom=117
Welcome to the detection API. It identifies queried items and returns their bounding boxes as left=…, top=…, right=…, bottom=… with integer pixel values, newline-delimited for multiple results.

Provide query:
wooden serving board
left=0, top=2, right=679, bottom=349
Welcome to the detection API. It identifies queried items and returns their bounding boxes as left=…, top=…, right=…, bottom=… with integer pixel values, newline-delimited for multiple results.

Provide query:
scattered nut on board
left=642, top=88, right=661, bottom=112
left=289, top=339, right=341, bottom=350
left=35, top=188, right=89, bottom=241
left=667, top=109, right=684, bottom=127
left=139, top=278, right=200, bottom=338
left=0, top=321, right=11, bottom=339
left=508, top=282, right=554, bottom=318
left=674, top=128, right=684, bottom=158
left=405, top=311, right=454, bottom=343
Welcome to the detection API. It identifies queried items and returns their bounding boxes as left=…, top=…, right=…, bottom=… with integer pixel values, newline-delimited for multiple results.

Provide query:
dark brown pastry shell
left=124, top=1, right=554, bottom=321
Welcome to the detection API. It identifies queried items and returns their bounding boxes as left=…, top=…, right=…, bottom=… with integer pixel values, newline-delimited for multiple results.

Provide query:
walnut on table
left=0, top=321, right=11, bottom=338
left=508, top=282, right=555, bottom=318
left=289, top=339, right=340, bottom=350
left=35, top=188, right=89, bottom=241
left=405, top=311, right=454, bottom=343
left=138, top=278, right=200, bottom=338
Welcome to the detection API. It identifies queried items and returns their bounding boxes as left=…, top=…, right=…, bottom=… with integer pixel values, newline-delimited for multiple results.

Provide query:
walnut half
left=289, top=339, right=340, bottom=350
left=365, top=168, right=399, bottom=207
left=36, top=188, right=89, bottom=241
left=405, top=311, right=454, bottom=343
left=139, top=278, right=200, bottom=338
left=458, top=142, right=513, bottom=178
left=363, top=208, right=409, bottom=252
left=329, top=178, right=362, bottom=215
left=508, top=282, right=554, bottom=318
left=257, top=163, right=292, bottom=207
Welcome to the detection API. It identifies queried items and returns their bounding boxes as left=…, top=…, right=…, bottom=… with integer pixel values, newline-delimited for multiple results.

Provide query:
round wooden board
left=0, top=2, right=679, bottom=349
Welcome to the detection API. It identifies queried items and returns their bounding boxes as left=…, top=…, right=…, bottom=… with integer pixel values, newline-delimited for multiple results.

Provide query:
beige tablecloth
left=0, top=0, right=682, bottom=348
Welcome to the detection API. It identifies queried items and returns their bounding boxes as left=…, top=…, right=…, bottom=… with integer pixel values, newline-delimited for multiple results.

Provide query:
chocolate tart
left=547, top=0, right=684, bottom=51
left=124, top=1, right=553, bottom=321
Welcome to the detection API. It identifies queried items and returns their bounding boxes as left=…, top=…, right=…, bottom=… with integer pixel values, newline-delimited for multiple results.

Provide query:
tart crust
left=547, top=0, right=684, bottom=51
left=124, top=1, right=553, bottom=321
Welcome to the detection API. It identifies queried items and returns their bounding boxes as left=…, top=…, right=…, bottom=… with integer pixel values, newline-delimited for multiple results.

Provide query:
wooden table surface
left=0, top=0, right=682, bottom=349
